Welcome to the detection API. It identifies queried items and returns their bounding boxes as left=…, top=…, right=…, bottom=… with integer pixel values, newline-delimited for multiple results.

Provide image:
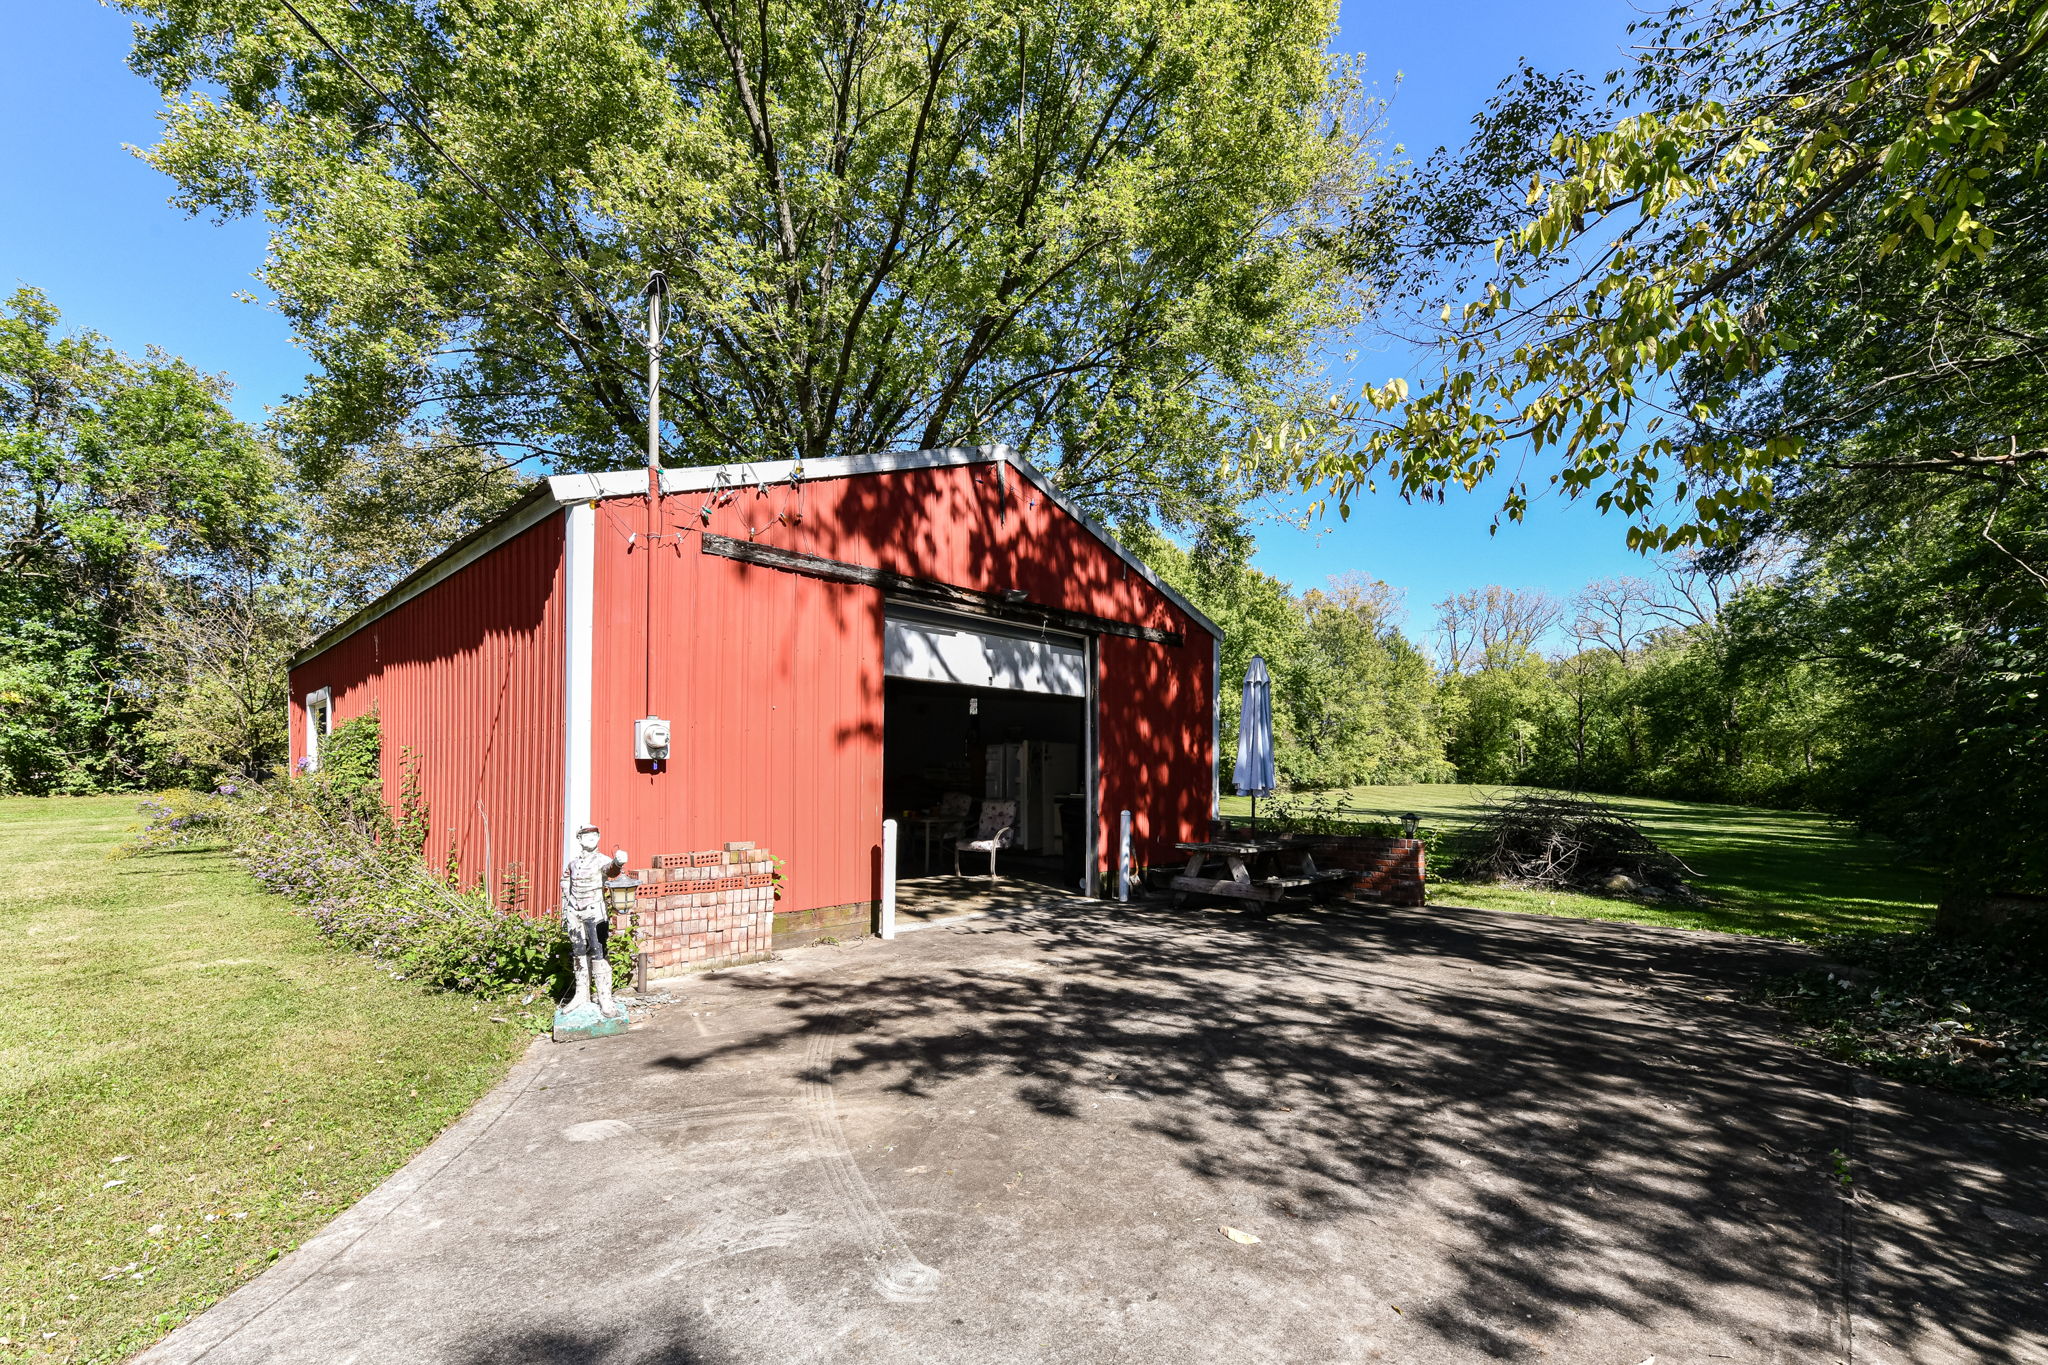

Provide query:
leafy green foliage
left=1759, top=930, right=2048, bottom=1109
left=129, top=743, right=630, bottom=1002
left=314, top=711, right=382, bottom=803
left=0, top=284, right=534, bottom=796
left=1440, top=649, right=1554, bottom=784
left=121, top=0, right=1378, bottom=537
left=1128, top=529, right=1451, bottom=788
left=1287, top=576, right=1452, bottom=787
left=122, top=786, right=235, bottom=855
left=1501, top=621, right=1840, bottom=809
left=0, top=286, right=281, bottom=793
left=1734, top=492, right=2048, bottom=898
left=1296, top=0, right=2048, bottom=551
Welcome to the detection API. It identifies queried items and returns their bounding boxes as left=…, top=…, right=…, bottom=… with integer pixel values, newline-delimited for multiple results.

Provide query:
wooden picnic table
left=1170, top=837, right=1355, bottom=910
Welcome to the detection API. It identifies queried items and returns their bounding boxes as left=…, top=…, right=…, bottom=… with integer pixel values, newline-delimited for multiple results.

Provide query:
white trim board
left=561, top=501, right=596, bottom=865
left=292, top=446, right=1221, bottom=670
left=883, top=604, right=1088, bottom=697
left=289, top=486, right=560, bottom=668
left=302, top=687, right=333, bottom=771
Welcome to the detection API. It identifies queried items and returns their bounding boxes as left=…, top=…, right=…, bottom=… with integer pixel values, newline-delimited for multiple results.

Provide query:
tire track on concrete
left=801, top=1016, right=942, bottom=1303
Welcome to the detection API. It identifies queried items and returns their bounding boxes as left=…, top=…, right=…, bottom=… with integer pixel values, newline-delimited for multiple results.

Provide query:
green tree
left=1288, top=574, right=1447, bottom=786
left=0, top=287, right=280, bottom=792
left=1732, top=493, right=2047, bottom=900
left=1129, top=535, right=1450, bottom=790
left=124, top=0, right=1375, bottom=535
left=1533, top=646, right=1630, bottom=789
left=1440, top=647, right=1555, bottom=784
left=297, top=432, right=527, bottom=615
left=1295, top=0, right=2048, bottom=551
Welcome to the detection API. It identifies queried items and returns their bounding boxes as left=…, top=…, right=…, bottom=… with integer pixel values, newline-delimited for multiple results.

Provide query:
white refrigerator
left=984, top=741, right=1081, bottom=852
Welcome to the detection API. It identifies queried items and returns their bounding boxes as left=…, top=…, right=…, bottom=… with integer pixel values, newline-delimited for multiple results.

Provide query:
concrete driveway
left=140, top=901, right=2048, bottom=1365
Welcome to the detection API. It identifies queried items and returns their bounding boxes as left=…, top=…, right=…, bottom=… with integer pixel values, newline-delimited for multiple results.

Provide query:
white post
left=644, top=271, right=666, bottom=480
left=1118, top=809, right=1133, bottom=903
left=561, top=501, right=596, bottom=864
left=879, top=818, right=898, bottom=940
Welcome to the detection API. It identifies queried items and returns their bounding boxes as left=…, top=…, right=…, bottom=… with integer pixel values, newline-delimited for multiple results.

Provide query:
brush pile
left=1457, top=791, right=1701, bottom=900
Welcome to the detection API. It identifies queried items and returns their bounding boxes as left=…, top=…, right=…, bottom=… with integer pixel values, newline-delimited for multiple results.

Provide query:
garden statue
left=555, top=824, right=628, bottom=1041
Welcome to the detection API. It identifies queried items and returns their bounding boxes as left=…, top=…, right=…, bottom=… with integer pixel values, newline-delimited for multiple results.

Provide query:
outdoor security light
left=1402, top=812, right=1421, bottom=839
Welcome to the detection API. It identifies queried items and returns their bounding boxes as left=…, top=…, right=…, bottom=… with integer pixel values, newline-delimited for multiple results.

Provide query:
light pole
left=644, top=269, right=667, bottom=489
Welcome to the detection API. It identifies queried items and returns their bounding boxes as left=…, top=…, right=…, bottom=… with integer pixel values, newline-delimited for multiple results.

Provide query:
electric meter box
left=635, top=716, right=672, bottom=761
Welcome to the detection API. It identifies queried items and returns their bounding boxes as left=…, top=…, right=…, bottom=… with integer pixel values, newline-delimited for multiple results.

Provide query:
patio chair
left=954, top=799, right=1017, bottom=878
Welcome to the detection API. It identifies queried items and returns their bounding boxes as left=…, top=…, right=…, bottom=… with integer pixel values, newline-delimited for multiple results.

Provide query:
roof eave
left=289, top=444, right=1221, bottom=671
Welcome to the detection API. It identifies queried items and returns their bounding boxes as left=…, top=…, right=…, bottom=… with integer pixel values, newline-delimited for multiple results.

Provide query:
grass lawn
left=1222, top=783, right=1938, bottom=940
left=0, top=796, right=531, bottom=1364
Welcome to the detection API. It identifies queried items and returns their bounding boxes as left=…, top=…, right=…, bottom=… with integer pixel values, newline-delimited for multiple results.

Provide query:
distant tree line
left=0, top=288, right=519, bottom=794
left=1430, top=565, right=1836, bottom=808
left=1128, top=526, right=1455, bottom=791
left=1133, top=533, right=1844, bottom=810
left=1140, top=524, right=2032, bottom=910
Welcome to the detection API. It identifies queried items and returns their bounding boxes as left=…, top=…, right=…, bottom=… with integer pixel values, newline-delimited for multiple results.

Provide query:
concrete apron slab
left=138, top=903, right=2048, bottom=1365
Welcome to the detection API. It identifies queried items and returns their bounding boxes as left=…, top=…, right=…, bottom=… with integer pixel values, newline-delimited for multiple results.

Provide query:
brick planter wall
left=629, top=842, right=778, bottom=977
left=1293, top=835, right=1426, bottom=907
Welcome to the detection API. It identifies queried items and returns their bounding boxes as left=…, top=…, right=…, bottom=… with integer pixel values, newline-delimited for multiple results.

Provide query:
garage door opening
left=882, top=607, right=1092, bottom=912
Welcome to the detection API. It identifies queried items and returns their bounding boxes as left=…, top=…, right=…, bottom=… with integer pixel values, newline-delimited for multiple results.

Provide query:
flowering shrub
left=129, top=746, right=631, bottom=1001
left=125, top=788, right=233, bottom=853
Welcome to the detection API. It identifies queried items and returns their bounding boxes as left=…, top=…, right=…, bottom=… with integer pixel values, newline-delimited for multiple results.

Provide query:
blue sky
left=5, top=1, right=1650, bottom=631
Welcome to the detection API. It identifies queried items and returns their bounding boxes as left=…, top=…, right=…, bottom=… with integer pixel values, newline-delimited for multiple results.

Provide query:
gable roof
left=292, top=444, right=1219, bottom=668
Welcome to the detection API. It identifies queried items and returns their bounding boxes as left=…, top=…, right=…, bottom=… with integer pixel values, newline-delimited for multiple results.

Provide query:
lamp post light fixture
left=1401, top=812, right=1421, bottom=839
left=604, top=875, right=647, bottom=993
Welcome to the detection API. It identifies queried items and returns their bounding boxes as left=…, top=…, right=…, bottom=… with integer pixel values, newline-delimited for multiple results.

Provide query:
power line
left=270, top=0, right=639, bottom=372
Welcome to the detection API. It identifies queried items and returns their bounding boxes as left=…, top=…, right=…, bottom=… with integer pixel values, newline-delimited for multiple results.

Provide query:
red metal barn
left=288, top=447, right=1220, bottom=958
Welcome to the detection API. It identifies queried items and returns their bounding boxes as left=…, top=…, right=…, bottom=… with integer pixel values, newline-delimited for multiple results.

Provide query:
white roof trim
left=548, top=445, right=1219, bottom=638
left=293, top=444, right=1219, bottom=668
left=544, top=445, right=994, bottom=503
left=290, top=486, right=561, bottom=668
left=984, top=446, right=1222, bottom=641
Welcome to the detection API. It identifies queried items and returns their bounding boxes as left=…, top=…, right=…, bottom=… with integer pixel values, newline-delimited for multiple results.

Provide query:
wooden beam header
left=699, top=533, right=1185, bottom=647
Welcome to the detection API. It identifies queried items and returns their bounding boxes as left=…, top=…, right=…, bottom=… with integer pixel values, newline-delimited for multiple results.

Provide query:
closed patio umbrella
left=1232, top=656, right=1277, bottom=825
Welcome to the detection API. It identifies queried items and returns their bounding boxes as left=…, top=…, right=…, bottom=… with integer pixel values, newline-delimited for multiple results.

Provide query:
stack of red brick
left=1294, top=835, right=1426, bottom=907
left=629, top=841, right=778, bottom=977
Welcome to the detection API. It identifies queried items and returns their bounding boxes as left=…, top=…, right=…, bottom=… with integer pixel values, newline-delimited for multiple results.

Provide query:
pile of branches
left=1456, top=791, right=1701, bottom=900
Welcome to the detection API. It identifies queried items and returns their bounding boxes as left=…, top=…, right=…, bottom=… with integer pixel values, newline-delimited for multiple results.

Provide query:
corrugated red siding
left=588, top=461, right=1215, bottom=917
left=591, top=516, right=882, bottom=925
left=288, top=517, right=567, bottom=910
left=1098, top=630, right=1214, bottom=875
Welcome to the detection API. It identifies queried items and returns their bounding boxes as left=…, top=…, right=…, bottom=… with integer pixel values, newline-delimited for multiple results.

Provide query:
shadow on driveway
left=144, top=902, right=2048, bottom=1365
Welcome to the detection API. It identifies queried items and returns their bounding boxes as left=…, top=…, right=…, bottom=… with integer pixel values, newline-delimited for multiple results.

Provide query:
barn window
left=303, top=688, right=333, bottom=771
